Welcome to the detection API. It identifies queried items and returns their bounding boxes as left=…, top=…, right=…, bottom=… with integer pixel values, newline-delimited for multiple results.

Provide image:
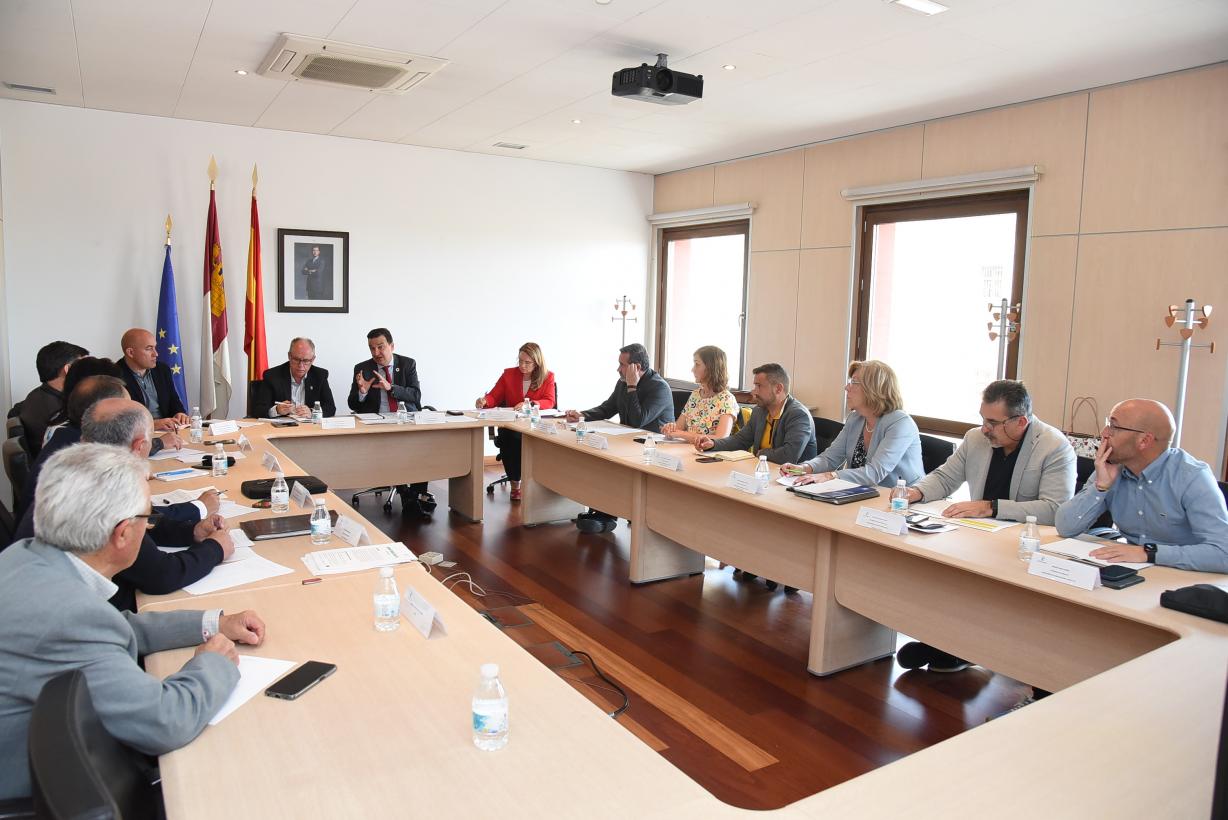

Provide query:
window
left=854, top=192, right=1028, bottom=435
left=655, top=220, right=749, bottom=388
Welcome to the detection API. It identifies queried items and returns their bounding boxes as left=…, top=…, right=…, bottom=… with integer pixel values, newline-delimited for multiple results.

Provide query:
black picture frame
left=276, top=229, right=349, bottom=313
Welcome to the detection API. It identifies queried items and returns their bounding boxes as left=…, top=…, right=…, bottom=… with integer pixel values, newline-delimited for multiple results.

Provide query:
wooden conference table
left=142, top=417, right=1228, bottom=819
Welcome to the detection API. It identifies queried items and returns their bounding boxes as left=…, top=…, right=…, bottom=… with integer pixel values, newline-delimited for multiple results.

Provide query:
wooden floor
left=346, top=465, right=1030, bottom=811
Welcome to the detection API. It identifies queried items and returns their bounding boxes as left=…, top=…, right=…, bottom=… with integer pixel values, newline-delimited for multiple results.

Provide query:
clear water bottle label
left=374, top=593, right=400, bottom=620
left=890, top=497, right=908, bottom=512
left=472, top=702, right=508, bottom=735
left=311, top=518, right=331, bottom=536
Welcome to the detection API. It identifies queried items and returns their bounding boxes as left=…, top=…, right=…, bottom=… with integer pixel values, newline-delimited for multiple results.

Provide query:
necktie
left=384, top=366, right=398, bottom=411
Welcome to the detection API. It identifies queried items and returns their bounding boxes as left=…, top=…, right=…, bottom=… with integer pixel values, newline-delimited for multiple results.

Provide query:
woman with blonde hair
left=787, top=359, right=922, bottom=487
left=660, top=345, right=738, bottom=443
left=476, top=342, right=556, bottom=500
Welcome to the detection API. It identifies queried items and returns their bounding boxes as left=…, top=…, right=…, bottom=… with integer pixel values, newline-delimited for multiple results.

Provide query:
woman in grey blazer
left=787, top=360, right=923, bottom=488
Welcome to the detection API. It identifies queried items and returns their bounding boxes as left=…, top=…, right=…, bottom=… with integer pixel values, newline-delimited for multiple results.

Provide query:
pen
left=1037, top=549, right=1103, bottom=568
left=301, top=577, right=323, bottom=585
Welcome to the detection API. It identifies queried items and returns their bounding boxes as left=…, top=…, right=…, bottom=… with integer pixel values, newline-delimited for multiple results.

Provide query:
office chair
left=28, top=670, right=161, bottom=820
left=3, top=438, right=29, bottom=521
left=0, top=496, right=16, bottom=553
left=811, top=416, right=844, bottom=455
left=918, top=433, right=955, bottom=475
left=352, top=405, right=439, bottom=513
left=670, top=388, right=690, bottom=420
left=6, top=401, right=23, bottom=420
left=5, top=417, right=23, bottom=441
left=486, top=387, right=557, bottom=496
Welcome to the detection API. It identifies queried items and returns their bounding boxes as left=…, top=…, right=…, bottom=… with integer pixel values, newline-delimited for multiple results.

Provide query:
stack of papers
left=785, top=477, right=861, bottom=494
left=301, top=542, right=416, bottom=576
left=150, top=447, right=205, bottom=462
left=476, top=409, right=517, bottom=421
left=355, top=413, right=400, bottom=425
left=584, top=421, right=640, bottom=436
left=182, top=554, right=294, bottom=595
left=1041, top=537, right=1151, bottom=571
left=710, top=450, right=756, bottom=462
left=152, top=486, right=219, bottom=506
left=910, top=500, right=1022, bottom=533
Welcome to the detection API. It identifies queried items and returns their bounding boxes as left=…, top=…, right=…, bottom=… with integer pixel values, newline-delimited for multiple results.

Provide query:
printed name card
left=402, top=587, right=447, bottom=639
left=208, top=419, right=240, bottom=435
left=290, top=481, right=312, bottom=509
left=413, top=411, right=446, bottom=424
left=262, top=452, right=283, bottom=473
left=1028, top=553, right=1101, bottom=590
left=650, top=451, right=683, bottom=471
left=855, top=507, right=907, bottom=536
left=319, top=416, right=356, bottom=430
left=334, top=515, right=371, bottom=547
left=237, top=433, right=253, bottom=453
left=584, top=433, right=609, bottom=450
left=726, top=472, right=765, bottom=495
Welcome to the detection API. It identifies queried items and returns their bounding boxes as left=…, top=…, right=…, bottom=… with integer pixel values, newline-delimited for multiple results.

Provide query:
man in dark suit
left=254, top=337, right=336, bottom=418
left=301, top=245, right=330, bottom=300
left=18, top=340, right=88, bottom=457
left=347, top=327, right=433, bottom=517
left=118, top=327, right=189, bottom=431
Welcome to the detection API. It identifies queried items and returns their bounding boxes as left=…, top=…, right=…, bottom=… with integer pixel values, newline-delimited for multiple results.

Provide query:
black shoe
left=896, top=641, right=935, bottom=670
left=576, top=512, right=615, bottom=533
left=401, top=497, right=426, bottom=518
left=418, top=492, right=437, bottom=514
left=926, top=650, right=972, bottom=673
left=740, top=571, right=758, bottom=582
left=765, top=580, right=778, bottom=591
left=784, top=586, right=798, bottom=595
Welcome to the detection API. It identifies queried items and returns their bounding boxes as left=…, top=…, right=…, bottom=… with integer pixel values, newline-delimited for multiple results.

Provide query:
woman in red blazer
left=475, top=342, right=556, bottom=500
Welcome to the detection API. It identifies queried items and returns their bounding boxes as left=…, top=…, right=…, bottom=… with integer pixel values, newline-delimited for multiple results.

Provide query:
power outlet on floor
left=420, top=551, right=444, bottom=565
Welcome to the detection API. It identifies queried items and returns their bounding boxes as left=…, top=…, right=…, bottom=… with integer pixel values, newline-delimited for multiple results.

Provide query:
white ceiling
left=1, top=0, right=1226, bottom=175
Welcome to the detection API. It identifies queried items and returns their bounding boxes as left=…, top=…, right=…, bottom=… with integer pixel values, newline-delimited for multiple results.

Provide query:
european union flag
left=156, top=245, right=189, bottom=409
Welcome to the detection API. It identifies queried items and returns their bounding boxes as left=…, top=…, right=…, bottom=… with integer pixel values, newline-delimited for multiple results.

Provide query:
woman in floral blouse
left=660, top=345, right=738, bottom=444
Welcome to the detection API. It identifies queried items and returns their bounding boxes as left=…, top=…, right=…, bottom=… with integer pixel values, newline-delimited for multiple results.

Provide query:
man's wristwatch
left=1142, top=543, right=1158, bottom=563
left=990, top=499, right=999, bottom=517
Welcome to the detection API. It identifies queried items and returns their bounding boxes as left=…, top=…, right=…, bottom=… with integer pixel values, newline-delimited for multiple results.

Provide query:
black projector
left=611, top=55, right=702, bottom=106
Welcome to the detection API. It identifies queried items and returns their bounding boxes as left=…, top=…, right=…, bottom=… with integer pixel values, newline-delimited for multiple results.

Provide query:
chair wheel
left=383, top=501, right=393, bottom=513
left=351, top=495, right=360, bottom=507
left=486, top=486, right=494, bottom=495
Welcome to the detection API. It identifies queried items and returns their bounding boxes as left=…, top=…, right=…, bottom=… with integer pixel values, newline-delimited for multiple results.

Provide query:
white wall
left=0, top=100, right=653, bottom=423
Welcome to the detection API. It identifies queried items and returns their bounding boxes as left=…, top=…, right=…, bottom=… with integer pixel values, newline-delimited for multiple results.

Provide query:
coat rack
left=987, top=298, right=1021, bottom=379
left=1157, top=298, right=1214, bottom=448
left=612, top=296, right=637, bottom=347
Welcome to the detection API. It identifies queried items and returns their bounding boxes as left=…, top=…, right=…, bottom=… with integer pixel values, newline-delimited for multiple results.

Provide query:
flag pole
left=252, top=163, right=258, bottom=194
left=165, top=214, right=173, bottom=246
left=208, top=155, right=218, bottom=191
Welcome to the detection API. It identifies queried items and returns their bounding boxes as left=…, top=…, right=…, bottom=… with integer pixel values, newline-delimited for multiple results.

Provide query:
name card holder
left=262, top=452, right=283, bottom=473
left=413, top=411, right=446, bottom=425
left=650, top=451, right=683, bottom=471
left=290, top=481, right=312, bottom=509
left=208, top=419, right=239, bottom=435
left=584, top=433, right=609, bottom=450
left=727, top=472, right=764, bottom=495
left=320, top=416, right=356, bottom=430
left=855, top=507, right=907, bottom=536
left=1028, top=553, right=1101, bottom=590
left=237, top=433, right=253, bottom=453
left=334, top=515, right=371, bottom=547
left=402, top=587, right=447, bottom=639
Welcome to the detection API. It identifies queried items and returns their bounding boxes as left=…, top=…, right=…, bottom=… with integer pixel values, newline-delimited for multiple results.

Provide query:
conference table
left=141, top=416, right=1228, bottom=819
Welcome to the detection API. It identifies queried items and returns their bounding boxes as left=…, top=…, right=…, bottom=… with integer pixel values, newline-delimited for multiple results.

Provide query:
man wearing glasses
left=1056, top=398, right=1228, bottom=572
left=255, top=337, right=336, bottom=418
left=897, top=379, right=1076, bottom=674
left=905, top=379, right=1075, bottom=522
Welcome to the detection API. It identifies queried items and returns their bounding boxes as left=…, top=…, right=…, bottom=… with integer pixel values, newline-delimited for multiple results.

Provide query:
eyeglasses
left=980, top=415, right=1020, bottom=430
left=289, top=357, right=315, bottom=366
left=845, top=379, right=862, bottom=387
left=1104, top=417, right=1148, bottom=435
left=517, top=359, right=534, bottom=367
left=117, top=512, right=163, bottom=531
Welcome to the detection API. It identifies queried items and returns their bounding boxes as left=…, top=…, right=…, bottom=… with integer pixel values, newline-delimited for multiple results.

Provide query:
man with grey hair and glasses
left=897, top=379, right=1075, bottom=674
left=254, top=337, right=336, bottom=418
left=0, top=443, right=265, bottom=801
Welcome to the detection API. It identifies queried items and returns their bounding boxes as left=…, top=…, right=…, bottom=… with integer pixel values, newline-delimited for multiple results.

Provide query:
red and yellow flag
left=244, top=174, right=268, bottom=382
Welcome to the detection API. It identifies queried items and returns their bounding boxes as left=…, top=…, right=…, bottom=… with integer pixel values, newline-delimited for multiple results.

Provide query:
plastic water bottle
left=270, top=472, right=290, bottom=513
left=642, top=435, right=657, bottom=464
left=890, top=479, right=909, bottom=513
left=1018, top=515, right=1040, bottom=562
left=211, top=443, right=228, bottom=477
left=754, top=455, right=771, bottom=491
left=373, top=567, right=400, bottom=632
left=529, top=400, right=541, bottom=429
left=576, top=420, right=588, bottom=444
left=310, top=498, right=331, bottom=545
left=189, top=406, right=203, bottom=443
left=311, top=401, right=323, bottom=424
left=396, top=404, right=408, bottom=425
left=472, top=663, right=509, bottom=751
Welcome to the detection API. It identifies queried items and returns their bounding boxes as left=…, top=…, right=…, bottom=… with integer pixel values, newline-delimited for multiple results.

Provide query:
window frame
left=654, top=219, right=751, bottom=391
left=852, top=190, right=1030, bottom=437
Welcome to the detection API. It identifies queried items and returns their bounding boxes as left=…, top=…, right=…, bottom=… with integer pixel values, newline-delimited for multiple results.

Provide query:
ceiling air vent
left=3, top=81, right=55, bottom=94
left=493, top=142, right=527, bottom=150
left=258, top=34, right=446, bottom=95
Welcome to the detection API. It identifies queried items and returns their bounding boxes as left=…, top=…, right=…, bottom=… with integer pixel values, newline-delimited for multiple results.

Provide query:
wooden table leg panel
left=832, top=535, right=1177, bottom=691
left=808, top=528, right=898, bottom=677
left=629, top=476, right=705, bottom=583
left=521, top=436, right=634, bottom=524
left=446, top=428, right=484, bottom=521
left=273, top=430, right=472, bottom=486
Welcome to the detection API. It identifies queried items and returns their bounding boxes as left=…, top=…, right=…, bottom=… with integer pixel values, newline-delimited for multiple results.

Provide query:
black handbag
left=240, top=475, right=328, bottom=499
left=1160, top=583, right=1228, bottom=624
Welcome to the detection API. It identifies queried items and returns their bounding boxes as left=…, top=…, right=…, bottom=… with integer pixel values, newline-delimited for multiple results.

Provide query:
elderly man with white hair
left=0, top=443, right=266, bottom=800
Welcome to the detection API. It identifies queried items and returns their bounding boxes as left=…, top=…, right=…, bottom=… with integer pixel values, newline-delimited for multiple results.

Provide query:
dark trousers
left=495, top=428, right=523, bottom=481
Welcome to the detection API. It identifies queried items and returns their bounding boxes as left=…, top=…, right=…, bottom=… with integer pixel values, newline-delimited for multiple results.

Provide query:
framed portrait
left=277, top=229, right=349, bottom=313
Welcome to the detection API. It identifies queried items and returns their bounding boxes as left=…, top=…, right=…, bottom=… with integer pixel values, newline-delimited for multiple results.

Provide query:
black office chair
left=486, top=387, right=557, bottom=496
left=3, top=438, right=29, bottom=521
left=5, top=417, right=23, bottom=441
left=0, top=496, right=16, bottom=553
left=6, top=401, right=23, bottom=420
left=918, top=433, right=955, bottom=475
left=351, top=405, right=439, bottom=513
left=670, top=388, right=690, bottom=420
left=812, top=416, right=844, bottom=455
left=246, top=379, right=264, bottom=419
left=28, top=670, right=161, bottom=820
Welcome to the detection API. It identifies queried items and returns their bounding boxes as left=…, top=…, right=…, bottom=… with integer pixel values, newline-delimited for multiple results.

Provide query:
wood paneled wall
left=653, top=64, right=1228, bottom=469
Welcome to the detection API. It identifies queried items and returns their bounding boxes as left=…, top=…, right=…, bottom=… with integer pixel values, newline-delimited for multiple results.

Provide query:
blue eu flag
left=156, top=245, right=189, bottom=409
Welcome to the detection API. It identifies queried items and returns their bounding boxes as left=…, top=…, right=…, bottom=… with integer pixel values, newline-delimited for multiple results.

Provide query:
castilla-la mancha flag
left=200, top=186, right=232, bottom=418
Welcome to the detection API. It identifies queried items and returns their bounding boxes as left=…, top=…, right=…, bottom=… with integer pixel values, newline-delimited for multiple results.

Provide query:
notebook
left=240, top=511, right=340, bottom=541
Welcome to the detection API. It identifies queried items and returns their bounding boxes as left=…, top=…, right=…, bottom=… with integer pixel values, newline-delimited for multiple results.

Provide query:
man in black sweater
left=564, top=343, right=674, bottom=533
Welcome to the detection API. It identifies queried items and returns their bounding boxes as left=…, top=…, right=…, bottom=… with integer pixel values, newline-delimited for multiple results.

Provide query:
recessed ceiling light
left=722, top=64, right=736, bottom=71
left=890, top=0, right=949, bottom=15
left=571, top=118, right=582, bottom=124
left=234, top=69, right=249, bottom=76
left=595, top=0, right=612, bottom=5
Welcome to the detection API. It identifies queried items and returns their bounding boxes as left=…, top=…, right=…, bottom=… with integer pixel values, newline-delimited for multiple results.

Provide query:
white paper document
left=151, top=486, right=219, bottom=506
left=320, top=416, right=356, bottom=430
left=785, top=477, right=861, bottom=494
left=208, top=656, right=297, bottom=725
left=910, top=500, right=1022, bottom=533
left=584, top=421, right=641, bottom=436
left=150, top=447, right=204, bottom=462
left=1040, top=537, right=1151, bottom=571
left=301, top=542, right=416, bottom=576
left=410, top=411, right=446, bottom=424
left=183, top=554, right=294, bottom=595
left=153, top=467, right=208, bottom=483
left=236, top=421, right=265, bottom=428
left=217, top=500, right=258, bottom=520
left=229, top=528, right=254, bottom=548
left=356, top=414, right=399, bottom=425
left=208, top=419, right=240, bottom=435
left=442, top=415, right=479, bottom=423
left=476, top=409, right=517, bottom=421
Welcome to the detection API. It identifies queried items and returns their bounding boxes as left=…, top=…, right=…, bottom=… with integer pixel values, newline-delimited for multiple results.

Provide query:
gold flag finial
left=165, top=213, right=173, bottom=245
left=251, top=163, right=258, bottom=193
left=208, top=155, right=218, bottom=190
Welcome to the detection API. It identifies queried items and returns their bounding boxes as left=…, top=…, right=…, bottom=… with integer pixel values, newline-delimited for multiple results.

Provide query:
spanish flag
left=244, top=168, right=268, bottom=384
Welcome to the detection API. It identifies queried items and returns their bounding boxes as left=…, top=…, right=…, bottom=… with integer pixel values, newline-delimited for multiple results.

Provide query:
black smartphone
left=270, top=419, right=298, bottom=427
left=445, top=410, right=465, bottom=416
left=265, top=661, right=337, bottom=700
left=695, top=456, right=721, bottom=463
left=633, top=437, right=647, bottom=443
left=211, top=438, right=237, bottom=445
left=1102, top=573, right=1145, bottom=590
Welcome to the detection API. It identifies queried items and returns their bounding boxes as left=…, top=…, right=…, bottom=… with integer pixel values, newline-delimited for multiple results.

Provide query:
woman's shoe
left=510, top=487, right=522, bottom=501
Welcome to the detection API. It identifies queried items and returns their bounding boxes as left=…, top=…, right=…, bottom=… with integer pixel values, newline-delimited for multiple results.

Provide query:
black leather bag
left=240, top=475, right=328, bottom=499
left=1160, top=583, right=1228, bottom=624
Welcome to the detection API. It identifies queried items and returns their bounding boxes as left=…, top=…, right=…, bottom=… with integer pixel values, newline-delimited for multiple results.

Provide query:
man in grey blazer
left=695, top=363, right=817, bottom=463
left=898, top=379, right=1074, bottom=676
left=0, top=444, right=265, bottom=800
left=906, top=379, right=1076, bottom=524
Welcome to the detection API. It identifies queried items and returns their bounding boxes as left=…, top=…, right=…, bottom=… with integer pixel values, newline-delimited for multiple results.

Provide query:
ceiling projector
left=611, top=54, right=703, bottom=106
